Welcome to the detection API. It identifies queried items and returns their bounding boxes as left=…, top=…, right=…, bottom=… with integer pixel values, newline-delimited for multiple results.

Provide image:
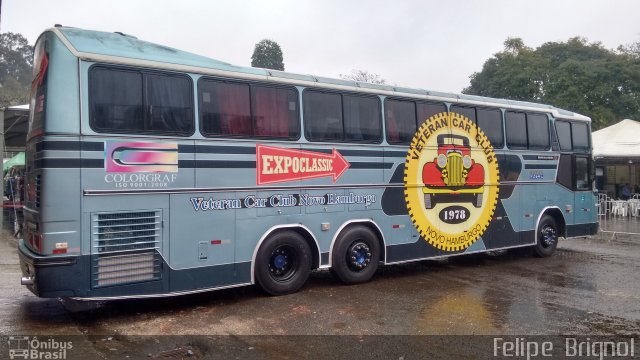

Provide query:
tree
left=464, top=37, right=640, bottom=130
left=0, top=32, right=34, bottom=107
left=251, top=39, right=284, bottom=71
left=339, top=69, right=386, bottom=84
left=618, top=40, right=640, bottom=58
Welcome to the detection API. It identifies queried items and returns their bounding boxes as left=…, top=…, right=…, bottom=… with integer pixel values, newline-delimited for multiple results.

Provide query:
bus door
left=556, top=154, right=576, bottom=227
left=573, top=155, right=595, bottom=229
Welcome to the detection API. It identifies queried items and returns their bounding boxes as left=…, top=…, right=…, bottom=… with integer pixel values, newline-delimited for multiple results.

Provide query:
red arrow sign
left=256, top=145, right=350, bottom=185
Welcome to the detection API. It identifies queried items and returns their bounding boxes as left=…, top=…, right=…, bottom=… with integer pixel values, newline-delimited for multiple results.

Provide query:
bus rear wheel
left=331, top=226, right=380, bottom=284
left=533, top=215, right=559, bottom=257
left=255, top=231, right=312, bottom=295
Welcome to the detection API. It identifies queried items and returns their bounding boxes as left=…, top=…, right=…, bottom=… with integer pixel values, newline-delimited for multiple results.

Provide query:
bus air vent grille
left=91, top=210, right=162, bottom=288
left=93, top=211, right=161, bottom=253
left=93, top=252, right=161, bottom=287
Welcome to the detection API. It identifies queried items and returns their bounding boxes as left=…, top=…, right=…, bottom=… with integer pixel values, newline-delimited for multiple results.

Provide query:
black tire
left=331, top=226, right=380, bottom=284
left=533, top=215, right=559, bottom=257
left=255, top=231, right=312, bottom=295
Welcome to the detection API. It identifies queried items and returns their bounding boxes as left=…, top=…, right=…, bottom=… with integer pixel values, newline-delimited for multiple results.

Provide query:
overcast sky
left=2, top=0, right=639, bottom=93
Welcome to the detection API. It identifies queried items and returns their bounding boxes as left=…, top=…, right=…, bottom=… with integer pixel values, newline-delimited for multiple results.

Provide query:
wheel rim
left=540, top=225, right=557, bottom=248
left=268, top=245, right=297, bottom=281
left=347, top=241, right=372, bottom=272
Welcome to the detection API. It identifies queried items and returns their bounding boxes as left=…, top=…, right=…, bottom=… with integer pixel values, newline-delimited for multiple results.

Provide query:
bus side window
left=555, top=120, right=572, bottom=151
left=526, top=113, right=550, bottom=150
left=90, top=67, right=194, bottom=135
left=343, top=95, right=381, bottom=142
left=476, top=108, right=503, bottom=148
left=200, top=80, right=252, bottom=137
left=571, top=122, right=590, bottom=151
left=147, top=74, right=193, bottom=134
left=505, top=111, right=527, bottom=150
left=251, top=85, right=299, bottom=138
left=304, top=91, right=343, bottom=141
left=575, top=156, right=592, bottom=190
left=450, top=105, right=476, bottom=124
left=91, top=68, right=144, bottom=132
left=557, top=154, right=573, bottom=189
left=416, top=102, right=446, bottom=125
left=385, top=99, right=416, bottom=145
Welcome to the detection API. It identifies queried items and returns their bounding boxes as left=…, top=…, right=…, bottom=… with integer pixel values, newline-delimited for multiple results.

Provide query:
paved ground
left=1, top=210, right=639, bottom=358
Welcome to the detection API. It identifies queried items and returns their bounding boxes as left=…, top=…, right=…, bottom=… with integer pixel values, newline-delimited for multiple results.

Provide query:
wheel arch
left=328, top=219, right=386, bottom=267
left=251, top=224, right=320, bottom=285
left=535, top=206, right=566, bottom=239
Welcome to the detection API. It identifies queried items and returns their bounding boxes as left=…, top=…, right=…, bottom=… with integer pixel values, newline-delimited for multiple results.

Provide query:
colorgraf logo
left=105, top=141, right=178, bottom=173
left=404, top=112, right=500, bottom=251
left=104, top=141, right=179, bottom=188
left=8, top=336, right=72, bottom=359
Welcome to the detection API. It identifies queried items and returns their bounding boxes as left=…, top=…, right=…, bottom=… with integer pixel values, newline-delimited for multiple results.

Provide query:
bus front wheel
left=533, top=215, right=559, bottom=257
left=331, top=225, right=380, bottom=284
left=255, top=231, right=312, bottom=295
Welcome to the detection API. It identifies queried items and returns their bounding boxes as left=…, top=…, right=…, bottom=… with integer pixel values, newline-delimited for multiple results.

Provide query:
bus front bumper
left=18, top=239, right=81, bottom=298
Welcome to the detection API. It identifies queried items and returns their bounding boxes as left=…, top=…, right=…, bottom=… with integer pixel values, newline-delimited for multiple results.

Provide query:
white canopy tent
left=592, top=119, right=640, bottom=160
left=592, top=119, right=640, bottom=197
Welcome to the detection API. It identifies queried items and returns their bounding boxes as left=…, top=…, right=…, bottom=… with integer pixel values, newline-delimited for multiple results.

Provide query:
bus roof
left=49, top=26, right=590, bottom=122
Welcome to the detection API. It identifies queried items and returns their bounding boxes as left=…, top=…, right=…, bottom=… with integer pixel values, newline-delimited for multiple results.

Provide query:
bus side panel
left=45, top=32, right=80, bottom=135
left=382, top=150, right=420, bottom=248
left=168, top=193, right=240, bottom=291
left=25, top=31, right=83, bottom=257
left=27, top=136, right=82, bottom=255
left=81, top=194, right=170, bottom=297
left=571, top=190, right=598, bottom=236
left=76, top=131, right=195, bottom=296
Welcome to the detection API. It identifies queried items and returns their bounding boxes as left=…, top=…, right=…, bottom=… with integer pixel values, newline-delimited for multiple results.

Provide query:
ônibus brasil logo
left=404, top=112, right=500, bottom=251
left=8, top=336, right=73, bottom=359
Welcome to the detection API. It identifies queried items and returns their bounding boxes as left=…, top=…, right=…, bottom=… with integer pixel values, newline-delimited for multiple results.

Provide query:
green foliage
left=339, top=69, right=387, bottom=85
left=251, top=39, right=284, bottom=71
left=0, top=77, right=30, bottom=106
left=618, top=40, right=640, bottom=58
left=0, top=32, right=33, bottom=107
left=464, top=37, right=640, bottom=130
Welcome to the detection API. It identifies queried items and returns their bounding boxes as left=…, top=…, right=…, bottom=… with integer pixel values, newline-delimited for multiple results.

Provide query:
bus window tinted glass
left=252, top=86, right=299, bottom=138
left=304, top=91, right=343, bottom=141
left=555, top=121, right=572, bottom=150
left=200, top=81, right=251, bottom=136
left=505, top=111, right=527, bottom=149
left=572, top=122, right=589, bottom=150
left=476, top=108, right=503, bottom=148
left=527, top=113, right=550, bottom=150
left=91, top=68, right=143, bottom=131
left=575, top=156, right=590, bottom=190
left=417, top=102, right=446, bottom=124
left=385, top=99, right=416, bottom=144
left=450, top=105, right=476, bottom=124
left=147, top=74, right=193, bottom=134
left=343, top=95, right=381, bottom=142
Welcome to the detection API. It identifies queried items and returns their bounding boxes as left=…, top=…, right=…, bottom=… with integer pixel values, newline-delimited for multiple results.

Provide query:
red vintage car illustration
left=422, top=134, right=485, bottom=209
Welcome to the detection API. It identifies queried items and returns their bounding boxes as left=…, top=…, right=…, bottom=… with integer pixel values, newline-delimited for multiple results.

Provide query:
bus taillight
left=27, top=233, right=42, bottom=253
left=25, top=221, right=42, bottom=253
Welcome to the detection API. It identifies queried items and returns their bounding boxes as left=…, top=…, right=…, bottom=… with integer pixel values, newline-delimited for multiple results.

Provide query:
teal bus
left=19, top=26, right=598, bottom=300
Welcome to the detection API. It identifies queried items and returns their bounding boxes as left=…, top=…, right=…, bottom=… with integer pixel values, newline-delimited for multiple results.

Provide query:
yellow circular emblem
left=404, top=112, right=500, bottom=251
